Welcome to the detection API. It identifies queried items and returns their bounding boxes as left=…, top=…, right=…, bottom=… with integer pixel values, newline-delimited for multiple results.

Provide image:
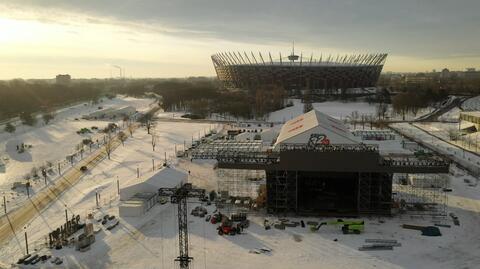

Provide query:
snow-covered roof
left=274, top=109, right=358, bottom=146
left=120, top=166, right=187, bottom=200
left=461, top=111, right=480, bottom=118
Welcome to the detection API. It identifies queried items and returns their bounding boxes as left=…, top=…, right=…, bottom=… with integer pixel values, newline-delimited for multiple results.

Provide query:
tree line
left=0, top=79, right=104, bottom=121
left=116, top=77, right=286, bottom=119
left=391, top=88, right=448, bottom=120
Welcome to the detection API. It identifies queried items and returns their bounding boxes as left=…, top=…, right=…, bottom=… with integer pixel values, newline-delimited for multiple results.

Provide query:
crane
left=158, top=183, right=205, bottom=269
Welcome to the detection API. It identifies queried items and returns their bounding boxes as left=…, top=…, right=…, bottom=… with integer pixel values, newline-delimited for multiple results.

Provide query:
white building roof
left=120, top=166, right=187, bottom=200
left=275, top=109, right=358, bottom=146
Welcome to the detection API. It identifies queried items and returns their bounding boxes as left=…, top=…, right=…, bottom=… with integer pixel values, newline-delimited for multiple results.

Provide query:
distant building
left=463, top=68, right=480, bottom=80
left=440, top=68, right=450, bottom=79
left=405, top=73, right=432, bottom=85
left=56, top=74, right=71, bottom=85
left=119, top=167, right=187, bottom=217
left=459, top=111, right=480, bottom=132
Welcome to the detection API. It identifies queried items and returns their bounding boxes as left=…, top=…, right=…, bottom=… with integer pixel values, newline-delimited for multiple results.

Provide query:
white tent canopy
left=274, top=109, right=359, bottom=147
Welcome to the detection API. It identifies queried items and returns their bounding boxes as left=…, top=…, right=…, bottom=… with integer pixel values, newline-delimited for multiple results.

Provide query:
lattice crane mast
left=158, top=183, right=205, bottom=269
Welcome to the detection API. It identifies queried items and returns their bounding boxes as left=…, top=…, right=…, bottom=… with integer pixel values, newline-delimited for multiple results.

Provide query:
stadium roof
left=274, top=109, right=359, bottom=147
left=212, top=52, right=388, bottom=67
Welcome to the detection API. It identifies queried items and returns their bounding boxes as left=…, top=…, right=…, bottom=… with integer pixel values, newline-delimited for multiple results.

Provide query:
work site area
left=0, top=94, right=479, bottom=269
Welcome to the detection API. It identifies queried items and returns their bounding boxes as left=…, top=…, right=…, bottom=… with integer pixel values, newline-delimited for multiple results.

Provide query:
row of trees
left=4, top=111, right=57, bottom=133
left=0, top=79, right=103, bottom=121
left=391, top=88, right=448, bottom=120
left=116, top=78, right=287, bottom=120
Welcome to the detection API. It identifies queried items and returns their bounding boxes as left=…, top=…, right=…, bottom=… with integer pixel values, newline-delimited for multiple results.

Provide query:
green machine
left=310, top=219, right=365, bottom=234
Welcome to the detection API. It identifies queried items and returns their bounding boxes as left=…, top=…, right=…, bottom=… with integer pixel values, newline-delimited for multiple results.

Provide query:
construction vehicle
left=414, top=149, right=433, bottom=159
left=310, top=219, right=364, bottom=234
left=217, top=219, right=238, bottom=235
left=210, top=213, right=223, bottom=224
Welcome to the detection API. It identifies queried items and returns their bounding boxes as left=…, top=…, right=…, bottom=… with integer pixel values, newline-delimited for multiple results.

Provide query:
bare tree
left=118, top=131, right=127, bottom=146
left=151, top=130, right=157, bottom=151
left=104, top=132, right=114, bottom=160
left=360, top=114, right=366, bottom=130
left=375, top=103, right=388, bottom=120
left=122, top=115, right=129, bottom=128
left=127, top=121, right=135, bottom=137
left=349, top=111, right=359, bottom=129
left=139, top=113, right=154, bottom=134
left=42, top=111, right=55, bottom=125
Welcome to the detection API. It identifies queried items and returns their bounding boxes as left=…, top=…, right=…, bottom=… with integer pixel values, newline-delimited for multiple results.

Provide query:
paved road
left=415, top=97, right=467, bottom=122
left=0, top=132, right=122, bottom=244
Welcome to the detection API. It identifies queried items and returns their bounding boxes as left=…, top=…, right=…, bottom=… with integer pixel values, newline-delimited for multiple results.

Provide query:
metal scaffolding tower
left=392, top=174, right=448, bottom=216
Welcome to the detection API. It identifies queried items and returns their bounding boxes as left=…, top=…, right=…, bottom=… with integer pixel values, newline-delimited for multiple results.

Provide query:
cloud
left=1, top=0, right=480, bottom=64
left=0, top=0, right=480, bottom=75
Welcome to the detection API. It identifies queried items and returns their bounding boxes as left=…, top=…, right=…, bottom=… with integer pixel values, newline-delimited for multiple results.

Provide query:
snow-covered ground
left=267, top=99, right=378, bottom=123
left=1, top=101, right=480, bottom=269
left=391, top=122, right=480, bottom=175
left=438, top=107, right=461, bottom=122
left=267, top=99, right=436, bottom=123
left=0, top=96, right=156, bottom=213
left=462, top=96, right=480, bottom=111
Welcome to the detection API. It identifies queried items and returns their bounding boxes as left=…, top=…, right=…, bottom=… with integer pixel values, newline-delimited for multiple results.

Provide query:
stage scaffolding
left=192, top=141, right=263, bottom=160
left=215, top=168, right=265, bottom=214
left=392, top=174, right=448, bottom=216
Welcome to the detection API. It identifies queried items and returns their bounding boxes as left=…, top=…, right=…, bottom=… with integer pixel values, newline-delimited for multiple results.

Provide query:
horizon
left=1, top=0, right=480, bottom=79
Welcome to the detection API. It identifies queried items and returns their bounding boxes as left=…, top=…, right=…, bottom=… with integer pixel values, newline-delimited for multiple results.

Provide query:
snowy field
left=438, top=107, right=461, bottom=122
left=410, top=122, right=480, bottom=169
left=1, top=101, right=480, bottom=269
left=267, top=99, right=377, bottom=122
left=0, top=96, right=156, bottom=213
left=267, top=99, right=434, bottom=123
left=462, top=96, right=480, bottom=111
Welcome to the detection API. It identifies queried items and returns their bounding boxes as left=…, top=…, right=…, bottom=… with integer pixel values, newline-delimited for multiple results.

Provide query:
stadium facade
left=211, top=51, right=387, bottom=90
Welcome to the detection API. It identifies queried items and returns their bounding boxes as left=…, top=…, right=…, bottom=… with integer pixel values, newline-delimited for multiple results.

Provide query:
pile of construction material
left=264, top=218, right=300, bottom=230
left=359, top=239, right=401, bottom=251
left=48, top=214, right=83, bottom=249
left=16, top=254, right=56, bottom=266
left=249, top=247, right=272, bottom=255
left=402, top=224, right=442, bottom=236
left=76, top=214, right=96, bottom=252
left=191, top=206, right=207, bottom=217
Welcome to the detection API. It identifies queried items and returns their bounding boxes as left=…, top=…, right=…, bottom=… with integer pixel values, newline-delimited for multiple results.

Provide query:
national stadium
left=211, top=49, right=388, bottom=91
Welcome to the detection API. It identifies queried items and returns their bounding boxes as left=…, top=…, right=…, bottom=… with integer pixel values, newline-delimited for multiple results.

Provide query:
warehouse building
left=119, top=167, right=187, bottom=217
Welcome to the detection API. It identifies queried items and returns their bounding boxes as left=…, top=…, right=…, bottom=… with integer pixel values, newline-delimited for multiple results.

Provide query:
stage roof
left=274, top=109, right=359, bottom=147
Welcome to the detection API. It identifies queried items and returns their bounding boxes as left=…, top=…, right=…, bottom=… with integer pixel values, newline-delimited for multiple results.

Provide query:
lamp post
left=65, top=204, right=68, bottom=224
left=24, top=226, right=29, bottom=255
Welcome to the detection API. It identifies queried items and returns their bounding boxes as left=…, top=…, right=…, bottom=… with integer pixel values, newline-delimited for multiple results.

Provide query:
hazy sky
left=1, top=0, right=480, bottom=79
